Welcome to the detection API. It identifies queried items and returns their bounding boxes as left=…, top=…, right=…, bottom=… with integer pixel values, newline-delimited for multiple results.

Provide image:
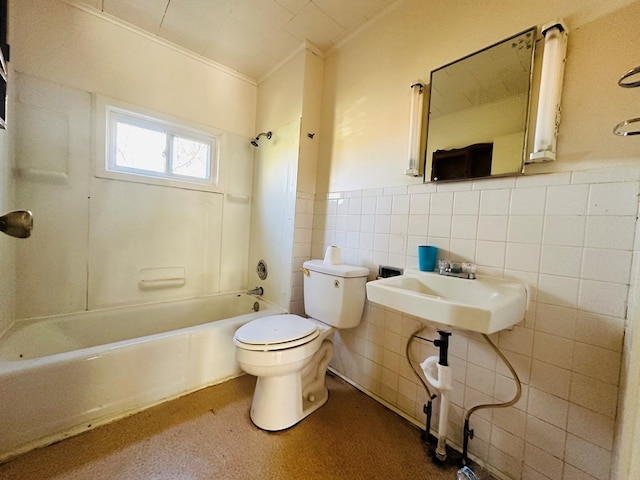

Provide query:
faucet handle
left=462, top=262, right=476, bottom=279
left=438, top=259, right=450, bottom=274
left=437, top=259, right=476, bottom=279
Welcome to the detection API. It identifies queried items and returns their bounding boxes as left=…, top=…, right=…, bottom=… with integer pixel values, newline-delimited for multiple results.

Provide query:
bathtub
left=0, top=292, right=284, bottom=462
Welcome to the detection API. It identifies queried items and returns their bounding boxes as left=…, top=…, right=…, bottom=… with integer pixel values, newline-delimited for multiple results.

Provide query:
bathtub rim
left=0, top=291, right=282, bottom=371
left=5, top=290, right=268, bottom=328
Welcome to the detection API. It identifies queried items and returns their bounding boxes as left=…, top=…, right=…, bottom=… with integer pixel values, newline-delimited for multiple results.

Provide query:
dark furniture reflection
left=0, top=0, right=7, bottom=129
left=430, top=143, right=493, bottom=181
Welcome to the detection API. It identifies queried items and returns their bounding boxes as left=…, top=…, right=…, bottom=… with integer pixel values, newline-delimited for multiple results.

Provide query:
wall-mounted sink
left=366, top=270, right=527, bottom=334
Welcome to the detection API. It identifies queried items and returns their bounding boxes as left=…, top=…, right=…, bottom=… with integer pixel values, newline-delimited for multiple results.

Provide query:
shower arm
left=256, top=131, right=271, bottom=140
left=250, top=131, right=272, bottom=147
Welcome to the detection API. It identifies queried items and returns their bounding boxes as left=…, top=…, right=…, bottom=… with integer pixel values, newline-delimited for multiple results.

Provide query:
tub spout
left=247, top=286, right=263, bottom=296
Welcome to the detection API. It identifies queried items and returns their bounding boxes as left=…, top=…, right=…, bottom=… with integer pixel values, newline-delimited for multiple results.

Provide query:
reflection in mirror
left=424, top=28, right=536, bottom=182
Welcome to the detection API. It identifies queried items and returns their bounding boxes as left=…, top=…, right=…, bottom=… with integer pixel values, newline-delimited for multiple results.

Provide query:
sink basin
left=366, top=270, right=527, bottom=334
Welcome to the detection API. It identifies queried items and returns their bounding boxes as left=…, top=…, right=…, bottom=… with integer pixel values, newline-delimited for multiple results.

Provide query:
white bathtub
left=0, top=293, right=284, bottom=462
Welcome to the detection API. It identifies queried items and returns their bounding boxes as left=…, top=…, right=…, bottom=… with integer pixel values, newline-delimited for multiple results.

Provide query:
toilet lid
left=234, top=314, right=319, bottom=351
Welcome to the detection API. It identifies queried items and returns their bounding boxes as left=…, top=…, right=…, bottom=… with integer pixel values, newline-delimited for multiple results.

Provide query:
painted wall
left=317, top=0, right=639, bottom=194
left=0, top=95, right=13, bottom=334
left=3, top=1, right=638, bottom=479
left=292, top=50, right=324, bottom=314
left=10, top=0, right=258, bottom=317
left=250, top=47, right=322, bottom=313
left=249, top=49, right=304, bottom=310
left=15, top=1, right=255, bottom=136
left=248, top=118, right=300, bottom=310
left=315, top=1, right=640, bottom=480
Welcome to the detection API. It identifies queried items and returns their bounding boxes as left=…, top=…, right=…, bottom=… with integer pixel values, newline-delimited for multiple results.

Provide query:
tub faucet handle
left=247, top=286, right=263, bottom=296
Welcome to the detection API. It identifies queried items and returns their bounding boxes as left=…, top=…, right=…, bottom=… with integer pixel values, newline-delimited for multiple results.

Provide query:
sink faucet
left=247, top=286, right=264, bottom=296
left=438, top=260, right=476, bottom=280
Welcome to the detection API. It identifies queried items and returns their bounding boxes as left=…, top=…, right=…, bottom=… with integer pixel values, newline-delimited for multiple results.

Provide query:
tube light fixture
left=406, top=81, right=424, bottom=176
left=529, top=20, right=568, bottom=163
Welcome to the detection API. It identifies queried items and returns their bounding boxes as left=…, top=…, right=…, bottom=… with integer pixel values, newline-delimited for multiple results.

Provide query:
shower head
left=0, top=210, right=33, bottom=238
left=250, top=131, right=272, bottom=147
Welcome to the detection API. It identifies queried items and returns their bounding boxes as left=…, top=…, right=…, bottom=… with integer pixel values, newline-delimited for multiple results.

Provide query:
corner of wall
left=0, top=128, right=14, bottom=334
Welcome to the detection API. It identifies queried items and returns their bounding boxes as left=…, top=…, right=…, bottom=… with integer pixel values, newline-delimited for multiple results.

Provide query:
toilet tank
left=302, top=260, right=369, bottom=328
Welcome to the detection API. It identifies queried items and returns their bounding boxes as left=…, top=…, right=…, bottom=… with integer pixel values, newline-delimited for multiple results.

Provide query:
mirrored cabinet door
left=424, top=27, right=536, bottom=182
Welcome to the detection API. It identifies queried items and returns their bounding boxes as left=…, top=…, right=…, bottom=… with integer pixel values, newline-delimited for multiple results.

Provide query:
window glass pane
left=171, top=136, right=210, bottom=179
left=105, top=103, right=217, bottom=190
left=115, top=121, right=166, bottom=173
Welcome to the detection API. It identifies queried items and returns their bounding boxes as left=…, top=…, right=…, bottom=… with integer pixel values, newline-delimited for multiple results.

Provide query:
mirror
left=423, top=27, right=536, bottom=182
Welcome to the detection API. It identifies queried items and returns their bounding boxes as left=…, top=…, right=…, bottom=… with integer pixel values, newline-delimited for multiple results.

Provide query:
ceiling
left=74, top=0, right=397, bottom=81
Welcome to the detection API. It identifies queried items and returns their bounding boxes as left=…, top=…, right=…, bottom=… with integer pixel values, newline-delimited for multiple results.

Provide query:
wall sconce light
left=406, top=81, right=424, bottom=176
left=529, top=20, right=568, bottom=163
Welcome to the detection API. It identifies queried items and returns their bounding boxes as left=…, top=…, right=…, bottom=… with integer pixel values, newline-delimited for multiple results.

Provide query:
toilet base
left=249, top=340, right=333, bottom=431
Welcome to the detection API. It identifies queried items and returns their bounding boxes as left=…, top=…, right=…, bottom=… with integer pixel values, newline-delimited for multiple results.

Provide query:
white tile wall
left=290, top=191, right=315, bottom=315
left=310, top=166, right=640, bottom=480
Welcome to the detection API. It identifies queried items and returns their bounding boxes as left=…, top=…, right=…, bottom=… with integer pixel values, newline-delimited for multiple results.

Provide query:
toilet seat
left=234, top=314, right=319, bottom=351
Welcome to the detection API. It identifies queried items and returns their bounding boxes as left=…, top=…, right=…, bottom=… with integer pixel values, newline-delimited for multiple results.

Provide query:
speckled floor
left=0, top=373, right=484, bottom=479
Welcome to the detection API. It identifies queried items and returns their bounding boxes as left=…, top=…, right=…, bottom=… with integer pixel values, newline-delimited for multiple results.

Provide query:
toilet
left=233, top=259, right=369, bottom=431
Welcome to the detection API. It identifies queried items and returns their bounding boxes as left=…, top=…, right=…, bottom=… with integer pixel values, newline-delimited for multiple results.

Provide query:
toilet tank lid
left=303, top=259, right=369, bottom=278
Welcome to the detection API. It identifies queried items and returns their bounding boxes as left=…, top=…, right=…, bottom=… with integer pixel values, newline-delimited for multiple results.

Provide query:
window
left=95, top=96, right=221, bottom=192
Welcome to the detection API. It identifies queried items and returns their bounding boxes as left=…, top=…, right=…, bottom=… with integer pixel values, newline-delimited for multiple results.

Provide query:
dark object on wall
left=377, top=265, right=403, bottom=279
left=0, top=0, right=8, bottom=129
left=430, top=143, right=493, bottom=182
left=0, top=210, right=33, bottom=238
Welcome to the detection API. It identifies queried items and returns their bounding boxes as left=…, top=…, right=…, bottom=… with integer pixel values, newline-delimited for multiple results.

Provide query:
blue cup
left=418, top=245, right=438, bottom=271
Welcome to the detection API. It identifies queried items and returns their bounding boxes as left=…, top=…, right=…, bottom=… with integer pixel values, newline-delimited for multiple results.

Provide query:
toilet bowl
left=234, top=314, right=334, bottom=431
left=233, top=259, right=368, bottom=431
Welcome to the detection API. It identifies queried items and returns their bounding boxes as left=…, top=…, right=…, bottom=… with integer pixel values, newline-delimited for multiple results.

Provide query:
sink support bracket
left=434, top=330, right=451, bottom=366
left=422, top=400, right=434, bottom=443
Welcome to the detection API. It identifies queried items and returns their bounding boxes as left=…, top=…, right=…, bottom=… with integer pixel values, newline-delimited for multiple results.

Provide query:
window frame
left=94, top=95, right=222, bottom=193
